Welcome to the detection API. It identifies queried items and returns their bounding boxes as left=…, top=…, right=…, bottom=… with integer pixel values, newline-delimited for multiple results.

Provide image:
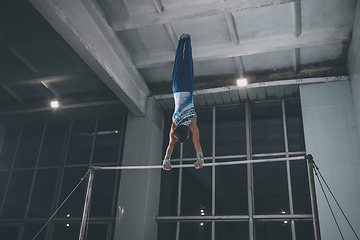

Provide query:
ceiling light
left=67, top=213, right=70, bottom=218
left=66, top=223, right=70, bottom=227
left=236, top=78, right=248, bottom=87
left=282, top=211, right=286, bottom=214
left=201, top=212, right=205, bottom=215
left=51, top=101, right=59, bottom=108
left=200, top=223, right=203, bottom=226
left=284, top=221, right=288, bottom=224
left=200, top=209, right=204, bottom=213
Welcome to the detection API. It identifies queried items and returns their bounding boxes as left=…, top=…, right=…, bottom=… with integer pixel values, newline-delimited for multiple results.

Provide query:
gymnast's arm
left=165, top=122, right=176, bottom=156
left=189, top=114, right=203, bottom=154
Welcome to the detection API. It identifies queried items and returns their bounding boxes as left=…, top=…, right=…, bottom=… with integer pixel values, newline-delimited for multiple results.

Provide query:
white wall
left=114, top=97, right=164, bottom=240
left=348, top=0, right=360, bottom=139
left=0, top=123, right=6, bottom=155
left=300, top=81, right=360, bottom=240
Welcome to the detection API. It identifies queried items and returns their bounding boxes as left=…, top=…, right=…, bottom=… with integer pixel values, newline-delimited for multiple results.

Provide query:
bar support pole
left=306, top=154, right=321, bottom=240
left=79, top=168, right=95, bottom=240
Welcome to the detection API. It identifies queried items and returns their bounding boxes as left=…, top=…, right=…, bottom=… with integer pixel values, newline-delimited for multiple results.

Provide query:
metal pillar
left=245, top=100, right=254, bottom=240
left=306, top=154, right=321, bottom=240
left=79, top=168, right=95, bottom=240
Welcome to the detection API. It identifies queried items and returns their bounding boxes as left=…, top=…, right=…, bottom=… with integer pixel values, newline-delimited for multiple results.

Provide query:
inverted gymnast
left=162, top=34, right=204, bottom=171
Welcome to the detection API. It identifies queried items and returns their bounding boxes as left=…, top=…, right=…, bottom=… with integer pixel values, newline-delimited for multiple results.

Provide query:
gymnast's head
left=174, top=125, right=189, bottom=143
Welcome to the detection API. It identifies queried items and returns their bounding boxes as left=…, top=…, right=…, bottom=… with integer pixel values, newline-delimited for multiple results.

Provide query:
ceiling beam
left=0, top=67, right=93, bottom=86
left=0, top=32, right=60, bottom=50
left=225, top=12, right=239, bottom=46
left=2, top=86, right=27, bottom=106
left=30, top=0, right=150, bottom=116
left=110, top=0, right=301, bottom=31
left=9, top=47, right=38, bottom=74
left=0, top=100, right=122, bottom=116
left=154, top=76, right=350, bottom=100
left=152, top=0, right=164, bottom=14
left=135, top=27, right=352, bottom=69
left=292, top=48, right=300, bottom=74
left=291, top=1, right=302, bottom=37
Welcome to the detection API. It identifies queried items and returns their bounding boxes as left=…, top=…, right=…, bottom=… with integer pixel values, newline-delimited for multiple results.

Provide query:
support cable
left=314, top=168, right=344, bottom=240
left=32, top=169, right=91, bottom=240
left=309, top=156, right=360, bottom=240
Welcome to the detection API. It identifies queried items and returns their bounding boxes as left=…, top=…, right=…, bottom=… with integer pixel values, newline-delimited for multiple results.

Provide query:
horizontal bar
left=156, top=216, right=249, bottom=222
left=0, top=217, right=116, bottom=224
left=156, top=214, right=313, bottom=222
left=94, top=156, right=305, bottom=170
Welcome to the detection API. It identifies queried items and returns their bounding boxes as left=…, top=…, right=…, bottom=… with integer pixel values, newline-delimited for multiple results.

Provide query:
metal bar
left=175, top=143, right=184, bottom=240
left=307, top=155, right=322, bottom=240
left=246, top=100, right=254, bottom=240
left=25, top=124, right=47, bottom=218
left=0, top=126, right=23, bottom=217
left=79, top=169, right=95, bottom=240
left=156, top=214, right=312, bottom=221
left=212, top=107, right=216, bottom=240
left=89, top=118, right=98, bottom=165
left=93, top=156, right=304, bottom=170
left=282, top=100, right=296, bottom=240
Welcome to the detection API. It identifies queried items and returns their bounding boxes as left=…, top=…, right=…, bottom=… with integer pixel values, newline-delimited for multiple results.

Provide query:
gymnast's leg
left=172, top=36, right=185, bottom=93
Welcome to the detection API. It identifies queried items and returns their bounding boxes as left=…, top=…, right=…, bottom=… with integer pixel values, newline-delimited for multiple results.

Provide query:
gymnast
left=162, top=34, right=204, bottom=171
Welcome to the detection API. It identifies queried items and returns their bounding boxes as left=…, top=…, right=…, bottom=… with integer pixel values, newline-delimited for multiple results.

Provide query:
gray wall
left=348, top=0, right=360, bottom=139
left=114, top=97, right=164, bottom=240
left=0, top=123, right=6, bottom=155
left=300, top=81, right=360, bottom=240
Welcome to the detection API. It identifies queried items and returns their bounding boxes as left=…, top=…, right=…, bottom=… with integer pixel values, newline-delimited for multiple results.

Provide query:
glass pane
left=66, top=120, right=96, bottom=165
left=52, top=222, right=80, bottom=240
left=157, top=222, right=176, bottom=240
left=23, top=223, right=47, bottom=240
left=90, top=170, right=117, bottom=217
left=86, top=224, right=108, bottom=240
left=215, top=222, right=249, bottom=239
left=254, top=161, right=289, bottom=215
left=39, top=122, right=66, bottom=167
left=158, top=168, right=179, bottom=216
left=285, top=100, right=305, bottom=152
left=291, top=160, right=312, bottom=214
left=28, top=168, right=58, bottom=218
left=2, top=170, right=34, bottom=219
left=180, top=222, right=211, bottom=240
left=57, top=167, right=88, bottom=218
left=163, top=112, right=180, bottom=159
left=251, top=102, right=285, bottom=154
left=0, top=126, right=20, bottom=169
left=255, top=221, right=291, bottom=240
left=14, top=125, right=44, bottom=168
left=295, top=221, right=315, bottom=240
left=183, top=108, right=213, bottom=159
left=0, top=171, right=10, bottom=209
left=216, top=105, right=246, bottom=156
left=215, top=163, right=248, bottom=215
left=92, top=118, right=122, bottom=164
left=0, top=225, right=20, bottom=240
left=181, top=167, right=212, bottom=216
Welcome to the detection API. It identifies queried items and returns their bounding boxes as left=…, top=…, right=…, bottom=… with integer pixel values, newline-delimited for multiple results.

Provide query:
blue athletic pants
left=172, top=37, right=194, bottom=93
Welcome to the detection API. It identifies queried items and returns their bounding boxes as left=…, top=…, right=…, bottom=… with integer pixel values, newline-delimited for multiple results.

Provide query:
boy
left=162, top=34, right=204, bottom=171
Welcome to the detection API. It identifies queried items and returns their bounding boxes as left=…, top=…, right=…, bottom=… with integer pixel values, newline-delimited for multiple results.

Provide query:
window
left=158, top=100, right=313, bottom=240
left=0, top=115, right=126, bottom=240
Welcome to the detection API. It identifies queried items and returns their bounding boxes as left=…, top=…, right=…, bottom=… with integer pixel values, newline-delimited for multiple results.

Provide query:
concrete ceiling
left=0, top=0, right=357, bottom=119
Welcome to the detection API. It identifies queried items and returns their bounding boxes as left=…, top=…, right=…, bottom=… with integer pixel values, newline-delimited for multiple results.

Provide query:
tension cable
left=32, top=169, right=91, bottom=240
